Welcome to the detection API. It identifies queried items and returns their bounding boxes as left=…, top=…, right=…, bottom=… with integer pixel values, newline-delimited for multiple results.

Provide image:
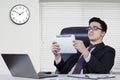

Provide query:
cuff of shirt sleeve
left=55, top=57, right=61, bottom=64
left=85, top=53, right=91, bottom=63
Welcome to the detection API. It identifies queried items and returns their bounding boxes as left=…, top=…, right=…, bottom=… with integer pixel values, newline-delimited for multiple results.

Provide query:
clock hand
left=20, top=12, right=24, bottom=15
left=16, top=12, right=24, bottom=17
left=13, top=10, right=20, bottom=15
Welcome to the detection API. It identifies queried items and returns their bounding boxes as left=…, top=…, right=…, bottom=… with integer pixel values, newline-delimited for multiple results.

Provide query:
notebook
left=1, top=54, right=58, bottom=79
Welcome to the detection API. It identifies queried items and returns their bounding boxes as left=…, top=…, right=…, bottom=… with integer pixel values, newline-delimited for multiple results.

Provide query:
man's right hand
left=51, top=41, right=61, bottom=60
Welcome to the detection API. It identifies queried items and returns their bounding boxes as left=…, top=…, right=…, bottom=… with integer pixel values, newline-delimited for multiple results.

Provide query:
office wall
left=0, top=0, right=40, bottom=74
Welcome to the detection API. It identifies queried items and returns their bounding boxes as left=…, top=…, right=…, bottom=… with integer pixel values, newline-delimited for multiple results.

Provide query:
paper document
left=54, top=35, right=77, bottom=54
left=68, top=74, right=115, bottom=79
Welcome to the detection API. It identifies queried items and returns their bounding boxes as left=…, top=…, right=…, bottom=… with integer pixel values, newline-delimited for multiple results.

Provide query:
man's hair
left=89, top=17, right=107, bottom=33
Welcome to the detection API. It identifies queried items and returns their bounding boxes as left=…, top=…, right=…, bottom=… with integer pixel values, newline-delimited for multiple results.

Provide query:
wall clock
left=10, top=4, right=30, bottom=25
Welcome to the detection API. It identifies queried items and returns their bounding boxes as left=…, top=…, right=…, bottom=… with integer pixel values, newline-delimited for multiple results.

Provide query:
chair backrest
left=55, top=27, right=90, bottom=74
left=60, top=27, right=90, bottom=61
left=61, top=27, right=90, bottom=47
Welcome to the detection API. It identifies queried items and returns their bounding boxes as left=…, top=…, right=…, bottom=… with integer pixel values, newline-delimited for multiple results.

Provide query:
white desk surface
left=0, top=74, right=120, bottom=80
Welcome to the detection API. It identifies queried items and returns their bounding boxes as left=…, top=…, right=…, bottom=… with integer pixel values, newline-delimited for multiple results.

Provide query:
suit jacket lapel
left=91, top=42, right=105, bottom=55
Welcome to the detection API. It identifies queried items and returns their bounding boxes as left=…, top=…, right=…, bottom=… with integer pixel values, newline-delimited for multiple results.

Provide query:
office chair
left=60, top=27, right=90, bottom=61
left=55, top=27, right=90, bottom=73
left=61, top=27, right=90, bottom=46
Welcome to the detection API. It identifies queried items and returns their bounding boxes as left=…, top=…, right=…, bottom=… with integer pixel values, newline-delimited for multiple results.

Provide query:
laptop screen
left=1, top=54, right=39, bottom=78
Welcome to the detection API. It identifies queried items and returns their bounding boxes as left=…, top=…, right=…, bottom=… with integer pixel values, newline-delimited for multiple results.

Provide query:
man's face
left=88, top=22, right=105, bottom=42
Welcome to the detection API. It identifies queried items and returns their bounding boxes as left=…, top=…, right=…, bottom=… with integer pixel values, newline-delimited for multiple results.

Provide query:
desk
left=0, top=74, right=120, bottom=80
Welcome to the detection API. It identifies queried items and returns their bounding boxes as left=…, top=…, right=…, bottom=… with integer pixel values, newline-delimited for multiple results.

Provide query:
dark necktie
left=88, top=44, right=96, bottom=51
left=72, top=44, right=96, bottom=74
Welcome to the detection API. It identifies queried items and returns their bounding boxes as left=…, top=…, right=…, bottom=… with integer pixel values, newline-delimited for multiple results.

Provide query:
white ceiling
left=39, top=0, right=120, bottom=3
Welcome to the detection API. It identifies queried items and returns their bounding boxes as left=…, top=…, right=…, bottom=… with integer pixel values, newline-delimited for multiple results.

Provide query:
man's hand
left=73, top=40, right=89, bottom=58
left=51, top=41, right=61, bottom=60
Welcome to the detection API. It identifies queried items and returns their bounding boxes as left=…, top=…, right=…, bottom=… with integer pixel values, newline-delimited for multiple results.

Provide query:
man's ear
left=101, top=31, right=106, bottom=37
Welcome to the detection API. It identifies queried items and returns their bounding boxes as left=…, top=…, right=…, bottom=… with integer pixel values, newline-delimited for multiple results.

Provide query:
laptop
left=1, top=54, right=58, bottom=79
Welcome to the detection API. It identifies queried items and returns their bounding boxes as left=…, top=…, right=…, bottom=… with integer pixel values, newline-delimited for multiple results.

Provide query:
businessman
left=51, top=17, right=115, bottom=74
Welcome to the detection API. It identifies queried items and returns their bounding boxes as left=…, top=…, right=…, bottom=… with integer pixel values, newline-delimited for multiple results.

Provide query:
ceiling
left=39, top=0, right=120, bottom=3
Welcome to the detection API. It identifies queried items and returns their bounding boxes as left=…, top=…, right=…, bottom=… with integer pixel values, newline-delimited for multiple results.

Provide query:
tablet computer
left=54, top=35, right=77, bottom=54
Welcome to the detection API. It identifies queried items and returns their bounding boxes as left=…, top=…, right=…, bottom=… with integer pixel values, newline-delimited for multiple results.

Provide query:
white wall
left=0, top=0, right=40, bottom=74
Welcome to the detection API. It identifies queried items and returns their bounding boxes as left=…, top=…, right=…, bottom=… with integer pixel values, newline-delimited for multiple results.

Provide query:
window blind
left=39, top=2, right=120, bottom=72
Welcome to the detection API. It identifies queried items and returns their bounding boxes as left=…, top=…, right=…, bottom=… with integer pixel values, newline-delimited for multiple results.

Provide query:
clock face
left=10, top=4, right=30, bottom=25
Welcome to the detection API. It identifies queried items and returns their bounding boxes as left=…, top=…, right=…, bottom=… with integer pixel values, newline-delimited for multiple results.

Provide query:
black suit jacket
left=54, top=43, right=115, bottom=74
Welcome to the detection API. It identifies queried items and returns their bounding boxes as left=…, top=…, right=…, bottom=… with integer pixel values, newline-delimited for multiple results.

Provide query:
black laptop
left=1, top=54, right=58, bottom=79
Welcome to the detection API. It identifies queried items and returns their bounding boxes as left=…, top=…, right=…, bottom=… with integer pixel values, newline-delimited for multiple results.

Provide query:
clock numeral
left=27, top=13, right=29, bottom=16
left=22, top=7, right=24, bottom=10
left=19, top=21, right=21, bottom=23
left=11, top=13, right=14, bottom=16
left=12, top=17, right=15, bottom=20
left=26, top=10, right=28, bottom=13
left=15, top=7, right=18, bottom=10
left=26, top=17, right=28, bottom=20
left=14, top=19, right=16, bottom=22
left=19, top=6, right=22, bottom=9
